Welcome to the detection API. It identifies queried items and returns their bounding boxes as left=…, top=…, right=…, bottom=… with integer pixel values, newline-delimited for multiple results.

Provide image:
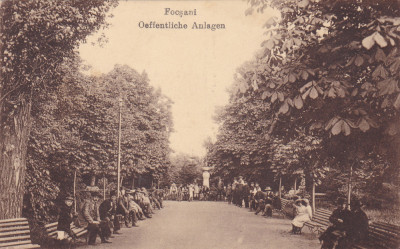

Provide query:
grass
left=364, top=207, right=400, bottom=226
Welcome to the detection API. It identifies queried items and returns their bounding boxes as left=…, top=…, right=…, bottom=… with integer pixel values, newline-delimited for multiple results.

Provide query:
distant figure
left=194, top=183, right=200, bottom=200
left=170, top=183, right=178, bottom=200
left=189, top=184, right=194, bottom=201
left=217, top=178, right=224, bottom=201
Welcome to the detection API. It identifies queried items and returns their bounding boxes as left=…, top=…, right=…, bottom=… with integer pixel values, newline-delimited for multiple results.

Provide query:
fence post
left=312, top=180, right=316, bottom=213
left=279, top=176, right=282, bottom=199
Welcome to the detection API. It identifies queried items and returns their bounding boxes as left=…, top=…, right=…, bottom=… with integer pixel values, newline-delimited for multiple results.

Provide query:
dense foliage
left=162, top=153, right=203, bottom=186
left=0, top=0, right=118, bottom=219
left=208, top=0, right=400, bottom=208
left=24, top=63, right=173, bottom=222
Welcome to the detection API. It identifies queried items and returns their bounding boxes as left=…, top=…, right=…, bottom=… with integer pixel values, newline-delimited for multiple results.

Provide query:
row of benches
left=278, top=199, right=400, bottom=249
left=0, top=214, right=129, bottom=249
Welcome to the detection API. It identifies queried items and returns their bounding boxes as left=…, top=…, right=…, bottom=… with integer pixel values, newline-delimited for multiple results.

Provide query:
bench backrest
left=0, top=218, right=39, bottom=248
left=368, top=222, right=400, bottom=249
left=309, top=210, right=399, bottom=249
left=44, top=222, right=58, bottom=239
left=312, top=208, right=331, bottom=227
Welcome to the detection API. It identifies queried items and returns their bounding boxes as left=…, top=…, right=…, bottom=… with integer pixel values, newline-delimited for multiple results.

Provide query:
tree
left=209, top=0, right=400, bottom=206
left=0, top=0, right=117, bottom=218
left=168, top=153, right=202, bottom=185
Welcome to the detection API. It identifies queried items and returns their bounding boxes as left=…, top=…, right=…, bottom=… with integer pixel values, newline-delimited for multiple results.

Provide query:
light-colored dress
left=292, top=204, right=312, bottom=227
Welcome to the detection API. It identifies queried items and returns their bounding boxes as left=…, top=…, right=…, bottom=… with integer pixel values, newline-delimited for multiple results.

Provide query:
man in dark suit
left=243, top=181, right=250, bottom=208
left=99, top=190, right=117, bottom=240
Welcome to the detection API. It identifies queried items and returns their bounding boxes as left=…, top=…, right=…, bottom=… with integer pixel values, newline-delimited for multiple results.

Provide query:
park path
left=81, top=201, right=321, bottom=249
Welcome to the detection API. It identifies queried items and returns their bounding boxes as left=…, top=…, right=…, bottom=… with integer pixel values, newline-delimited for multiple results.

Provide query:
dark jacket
left=329, top=207, right=352, bottom=232
left=350, top=209, right=369, bottom=242
left=99, top=199, right=115, bottom=220
left=57, top=204, right=74, bottom=237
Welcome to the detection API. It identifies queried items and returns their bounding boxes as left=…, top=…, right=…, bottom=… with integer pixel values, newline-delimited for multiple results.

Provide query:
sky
left=79, top=0, right=275, bottom=157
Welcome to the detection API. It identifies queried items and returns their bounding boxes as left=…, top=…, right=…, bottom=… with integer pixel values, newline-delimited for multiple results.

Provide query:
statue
left=202, top=166, right=213, bottom=188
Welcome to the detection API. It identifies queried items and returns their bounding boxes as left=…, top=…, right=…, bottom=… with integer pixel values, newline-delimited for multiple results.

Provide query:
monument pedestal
left=202, top=167, right=212, bottom=188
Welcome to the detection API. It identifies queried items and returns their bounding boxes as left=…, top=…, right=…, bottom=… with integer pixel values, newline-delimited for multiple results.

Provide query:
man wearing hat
left=349, top=199, right=368, bottom=244
left=319, top=197, right=352, bottom=247
left=263, top=187, right=274, bottom=217
left=99, top=190, right=117, bottom=239
left=249, top=183, right=257, bottom=211
left=82, top=191, right=110, bottom=245
left=55, top=193, right=77, bottom=247
left=138, top=188, right=153, bottom=218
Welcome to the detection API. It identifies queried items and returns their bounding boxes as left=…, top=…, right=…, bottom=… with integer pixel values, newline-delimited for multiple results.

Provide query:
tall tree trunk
left=0, top=97, right=32, bottom=219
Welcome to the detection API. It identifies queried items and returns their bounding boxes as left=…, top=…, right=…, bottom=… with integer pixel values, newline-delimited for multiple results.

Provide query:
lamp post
left=117, top=97, right=122, bottom=198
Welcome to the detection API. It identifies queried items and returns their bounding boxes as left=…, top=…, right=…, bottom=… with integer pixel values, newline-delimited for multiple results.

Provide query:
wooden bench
left=303, top=209, right=399, bottom=249
left=44, top=222, right=87, bottom=242
left=304, top=208, right=331, bottom=234
left=0, top=218, right=41, bottom=249
left=274, top=198, right=292, bottom=218
left=352, top=221, right=400, bottom=249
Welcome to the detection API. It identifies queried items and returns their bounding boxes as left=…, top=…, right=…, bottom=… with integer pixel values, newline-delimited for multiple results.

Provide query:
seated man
left=126, top=191, right=140, bottom=227
left=99, top=190, right=117, bottom=240
left=138, top=188, right=153, bottom=218
left=319, top=197, right=352, bottom=248
left=263, top=190, right=274, bottom=217
left=55, top=194, right=78, bottom=248
left=349, top=199, right=368, bottom=245
left=114, top=189, right=129, bottom=233
left=82, top=192, right=111, bottom=245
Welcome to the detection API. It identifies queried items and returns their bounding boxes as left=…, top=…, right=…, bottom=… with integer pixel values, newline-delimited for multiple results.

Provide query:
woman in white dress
left=189, top=184, right=194, bottom=201
left=291, top=199, right=312, bottom=234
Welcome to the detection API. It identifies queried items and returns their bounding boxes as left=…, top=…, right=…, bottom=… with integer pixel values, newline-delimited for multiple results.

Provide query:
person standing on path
left=189, top=184, right=194, bottom=202
left=194, top=183, right=199, bottom=200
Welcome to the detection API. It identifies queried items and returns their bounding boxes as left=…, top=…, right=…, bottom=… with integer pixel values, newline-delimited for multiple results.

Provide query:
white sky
left=79, top=0, right=274, bottom=157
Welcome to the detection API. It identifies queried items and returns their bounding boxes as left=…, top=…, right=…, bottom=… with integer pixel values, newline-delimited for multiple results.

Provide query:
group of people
left=55, top=186, right=164, bottom=248
left=166, top=180, right=226, bottom=202
left=167, top=183, right=202, bottom=201
left=216, top=176, right=369, bottom=249
left=225, top=176, right=279, bottom=218
left=319, top=197, right=369, bottom=249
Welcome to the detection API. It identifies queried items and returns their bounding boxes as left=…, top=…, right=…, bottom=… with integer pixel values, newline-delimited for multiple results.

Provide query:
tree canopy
left=207, top=0, right=400, bottom=206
